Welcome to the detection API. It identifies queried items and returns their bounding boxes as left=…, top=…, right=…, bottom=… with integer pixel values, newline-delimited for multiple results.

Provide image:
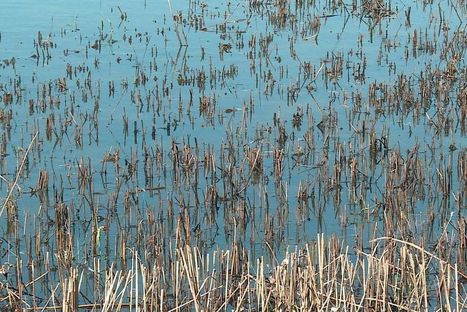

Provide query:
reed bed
left=0, top=0, right=466, bottom=311
left=1, top=234, right=465, bottom=311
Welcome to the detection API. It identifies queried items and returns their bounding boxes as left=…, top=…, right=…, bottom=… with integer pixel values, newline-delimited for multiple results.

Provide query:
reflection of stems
left=176, top=24, right=188, bottom=46
left=167, top=0, right=188, bottom=46
left=0, top=131, right=38, bottom=217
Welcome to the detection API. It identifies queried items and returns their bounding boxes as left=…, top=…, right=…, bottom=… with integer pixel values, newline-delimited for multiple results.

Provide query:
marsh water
left=0, top=0, right=465, bottom=307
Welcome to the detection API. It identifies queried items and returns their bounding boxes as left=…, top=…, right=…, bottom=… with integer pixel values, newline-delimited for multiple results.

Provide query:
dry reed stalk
left=179, top=246, right=201, bottom=311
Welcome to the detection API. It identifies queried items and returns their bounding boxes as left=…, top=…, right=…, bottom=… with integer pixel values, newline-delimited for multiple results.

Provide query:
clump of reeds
left=3, top=235, right=464, bottom=311
left=245, top=146, right=263, bottom=173
left=360, top=0, right=393, bottom=19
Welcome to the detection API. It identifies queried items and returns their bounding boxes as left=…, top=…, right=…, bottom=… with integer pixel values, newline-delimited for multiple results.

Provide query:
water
left=0, top=0, right=465, bottom=307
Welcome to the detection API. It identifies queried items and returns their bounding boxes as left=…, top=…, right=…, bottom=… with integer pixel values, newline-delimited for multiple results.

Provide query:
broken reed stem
left=167, top=0, right=188, bottom=46
left=0, top=131, right=38, bottom=217
left=372, top=237, right=467, bottom=280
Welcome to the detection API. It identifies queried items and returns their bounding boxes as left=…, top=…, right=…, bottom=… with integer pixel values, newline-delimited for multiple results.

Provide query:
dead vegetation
left=0, top=0, right=465, bottom=310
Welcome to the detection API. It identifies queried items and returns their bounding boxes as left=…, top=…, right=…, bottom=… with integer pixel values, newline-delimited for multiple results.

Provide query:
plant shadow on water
left=0, top=0, right=465, bottom=310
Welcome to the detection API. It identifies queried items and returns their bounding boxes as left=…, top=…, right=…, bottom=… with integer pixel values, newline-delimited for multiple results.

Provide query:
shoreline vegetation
left=1, top=235, right=466, bottom=311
